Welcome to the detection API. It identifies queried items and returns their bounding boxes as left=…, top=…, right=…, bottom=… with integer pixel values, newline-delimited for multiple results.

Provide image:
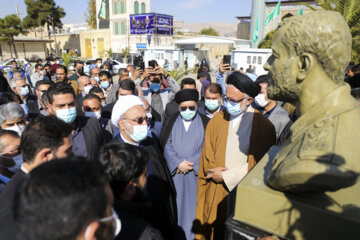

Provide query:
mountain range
left=174, top=20, right=237, bottom=37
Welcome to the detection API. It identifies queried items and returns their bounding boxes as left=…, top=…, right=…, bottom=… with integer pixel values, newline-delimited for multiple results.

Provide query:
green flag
left=264, top=1, right=281, bottom=26
left=297, top=8, right=304, bottom=15
left=252, top=16, right=259, bottom=44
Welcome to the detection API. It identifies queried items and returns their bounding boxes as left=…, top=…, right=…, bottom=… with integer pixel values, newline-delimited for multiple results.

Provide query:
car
left=0, top=58, right=30, bottom=74
left=83, top=59, right=127, bottom=75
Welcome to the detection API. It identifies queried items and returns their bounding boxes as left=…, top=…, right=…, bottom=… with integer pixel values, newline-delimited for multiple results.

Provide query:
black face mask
left=77, top=67, right=84, bottom=75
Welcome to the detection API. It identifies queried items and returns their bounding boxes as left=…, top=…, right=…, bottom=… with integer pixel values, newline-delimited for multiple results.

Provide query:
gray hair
left=10, top=77, right=25, bottom=88
left=0, top=102, right=26, bottom=125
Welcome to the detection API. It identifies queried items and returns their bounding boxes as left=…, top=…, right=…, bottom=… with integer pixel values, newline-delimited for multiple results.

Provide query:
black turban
left=175, top=89, right=199, bottom=103
left=226, top=72, right=260, bottom=98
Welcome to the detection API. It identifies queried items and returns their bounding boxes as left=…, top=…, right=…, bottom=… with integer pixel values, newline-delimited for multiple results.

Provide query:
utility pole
left=15, top=4, right=19, bottom=17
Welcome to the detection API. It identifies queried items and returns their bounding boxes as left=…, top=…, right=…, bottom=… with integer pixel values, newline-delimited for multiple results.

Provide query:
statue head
left=264, top=11, right=352, bottom=103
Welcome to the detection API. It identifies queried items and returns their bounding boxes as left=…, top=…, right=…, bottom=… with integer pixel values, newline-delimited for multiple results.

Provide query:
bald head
left=78, top=76, right=91, bottom=92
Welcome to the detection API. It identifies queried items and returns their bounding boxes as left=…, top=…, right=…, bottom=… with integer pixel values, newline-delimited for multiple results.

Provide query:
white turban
left=111, top=95, right=145, bottom=127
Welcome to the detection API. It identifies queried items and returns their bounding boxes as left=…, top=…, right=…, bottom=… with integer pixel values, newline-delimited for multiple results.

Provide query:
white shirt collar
left=182, top=119, right=192, bottom=132
left=20, top=164, right=29, bottom=174
left=120, top=133, right=139, bottom=146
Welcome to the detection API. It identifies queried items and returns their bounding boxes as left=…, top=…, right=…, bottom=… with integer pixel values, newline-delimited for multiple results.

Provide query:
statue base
left=229, top=147, right=360, bottom=240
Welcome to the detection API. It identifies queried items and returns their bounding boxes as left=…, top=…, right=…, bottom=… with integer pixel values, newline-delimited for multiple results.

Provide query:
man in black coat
left=100, top=142, right=164, bottom=240
left=46, top=82, right=104, bottom=160
left=26, top=80, right=53, bottom=119
left=0, top=115, right=73, bottom=239
left=111, top=94, right=181, bottom=239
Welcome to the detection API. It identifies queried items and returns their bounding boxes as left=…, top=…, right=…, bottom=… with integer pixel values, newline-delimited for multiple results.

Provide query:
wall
left=80, top=29, right=111, bottom=59
left=0, top=42, right=47, bottom=61
left=53, top=34, right=81, bottom=54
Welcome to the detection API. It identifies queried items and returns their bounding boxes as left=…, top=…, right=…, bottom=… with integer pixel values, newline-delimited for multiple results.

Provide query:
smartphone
left=148, top=60, right=156, bottom=69
left=223, top=55, right=231, bottom=65
left=138, top=61, right=145, bottom=71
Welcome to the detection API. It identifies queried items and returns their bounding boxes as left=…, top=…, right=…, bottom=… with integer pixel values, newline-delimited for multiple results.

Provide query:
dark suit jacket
left=75, top=116, right=104, bottom=160
left=197, top=105, right=225, bottom=120
left=102, top=102, right=115, bottom=119
left=0, top=169, right=28, bottom=239
left=76, top=94, right=84, bottom=116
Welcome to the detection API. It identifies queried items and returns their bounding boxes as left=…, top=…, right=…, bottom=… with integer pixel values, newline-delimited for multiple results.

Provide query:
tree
left=105, top=48, right=113, bottom=58
left=61, top=50, right=73, bottom=68
left=200, top=27, right=219, bottom=36
left=121, top=47, right=130, bottom=63
left=85, top=0, right=97, bottom=29
left=24, top=0, right=65, bottom=55
left=0, top=15, right=27, bottom=58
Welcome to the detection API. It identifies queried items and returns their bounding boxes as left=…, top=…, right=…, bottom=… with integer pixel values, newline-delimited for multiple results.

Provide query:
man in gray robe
left=160, top=89, right=209, bottom=240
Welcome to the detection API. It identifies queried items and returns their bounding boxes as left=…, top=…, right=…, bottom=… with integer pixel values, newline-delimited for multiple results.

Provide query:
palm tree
left=121, top=47, right=130, bottom=64
left=303, top=0, right=360, bottom=62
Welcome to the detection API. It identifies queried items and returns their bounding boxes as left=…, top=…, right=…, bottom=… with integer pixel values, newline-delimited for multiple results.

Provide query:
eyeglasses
left=223, top=96, right=247, bottom=104
left=123, top=116, right=148, bottom=124
left=180, top=106, right=196, bottom=112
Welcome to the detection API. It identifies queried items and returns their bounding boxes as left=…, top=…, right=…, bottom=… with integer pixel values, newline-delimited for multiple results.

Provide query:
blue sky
left=0, top=0, right=252, bottom=25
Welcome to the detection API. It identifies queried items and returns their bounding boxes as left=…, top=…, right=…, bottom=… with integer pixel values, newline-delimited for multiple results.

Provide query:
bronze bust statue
left=264, top=10, right=360, bottom=192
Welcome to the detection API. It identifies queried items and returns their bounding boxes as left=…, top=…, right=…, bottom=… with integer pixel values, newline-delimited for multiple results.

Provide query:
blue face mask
left=94, top=76, right=100, bottom=82
left=101, top=81, right=110, bottom=89
left=205, top=99, right=220, bottom=111
left=20, top=86, right=29, bottom=96
left=180, top=109, right=196, bottom=121
left=6, top=154, right=23, bottom=173
left=225, top=99, right=247, bottom=116
left=128, top=124, right=148, bottom=142
left=149, top=83, right=161, bottom=92
left=55, top=107, right=77, bottom=124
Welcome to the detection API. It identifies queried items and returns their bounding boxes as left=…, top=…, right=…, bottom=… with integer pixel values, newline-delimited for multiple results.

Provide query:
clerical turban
left=226, top=72, right=260, bottom=98
left=111, top=95, right=145, bottom=127
left=175, top=89, right=199, bottom=104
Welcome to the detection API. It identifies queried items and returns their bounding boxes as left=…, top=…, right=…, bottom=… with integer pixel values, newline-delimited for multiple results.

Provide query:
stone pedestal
left=228, top=147, right=360, bottom=240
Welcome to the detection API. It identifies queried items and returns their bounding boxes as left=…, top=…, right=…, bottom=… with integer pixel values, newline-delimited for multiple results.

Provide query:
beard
left=267, top=70, right=301, bottom=103
left=132, top=185, right=149, bottom=203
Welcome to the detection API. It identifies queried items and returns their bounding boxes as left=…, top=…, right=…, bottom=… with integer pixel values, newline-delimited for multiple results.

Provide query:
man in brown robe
left=194, top=72, right=276, bottom=240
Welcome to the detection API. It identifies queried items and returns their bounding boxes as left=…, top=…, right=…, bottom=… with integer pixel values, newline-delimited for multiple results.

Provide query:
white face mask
left=55, top=61, right=60, bottom=64
left=5, top=125, right=26, bottom=136
left=129, top=72, right=133, bottom=79
left=254, top=94, right=269, bottom=108
left=97, top=63, right=102, bottom=68
left=101, top=102, right=106, bottom=107
left=84, top=111, right=102, bottom=119
left=85, top=208, right=121, bottom=240
left=83, top=85, right=93, bottom=95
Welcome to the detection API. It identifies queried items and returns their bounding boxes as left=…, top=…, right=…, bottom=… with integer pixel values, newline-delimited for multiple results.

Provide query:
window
left=134, top=1, right=139, bottom=14
left=114, top=2, right=118, bottom=14
left=252, top=56, right=256, bottom=64
left=257, top=56, right=262, bottom=65
left=120, top=1, right=125, bottom=13
left=247, top=56, right=251, bottom=64
left=141, top=3, right=146, bottom=13
left=121, top=22, right=126, bottom=35
left=115, top=22, right=119, bottom=35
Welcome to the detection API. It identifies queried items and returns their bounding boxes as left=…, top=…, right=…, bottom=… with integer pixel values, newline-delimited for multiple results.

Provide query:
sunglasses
left=123, top=116, right=148, bottom=124
left=180, top=106, right=196, bottom=112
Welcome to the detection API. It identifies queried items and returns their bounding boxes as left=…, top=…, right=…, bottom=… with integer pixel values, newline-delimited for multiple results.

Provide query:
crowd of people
left=0, top=33, right=358, bottom=239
